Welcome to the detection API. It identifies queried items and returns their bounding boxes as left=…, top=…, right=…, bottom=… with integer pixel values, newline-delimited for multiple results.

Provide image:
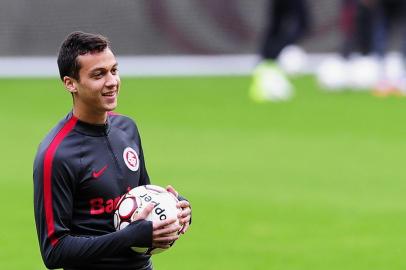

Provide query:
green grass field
left=1, top=75, right=405, bottom=269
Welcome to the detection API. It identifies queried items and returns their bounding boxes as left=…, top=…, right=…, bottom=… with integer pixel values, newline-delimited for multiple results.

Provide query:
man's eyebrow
left=89, top=63, right=118, bottom=74
left=89, top=68, right=106, bottom=75
left=93, top=63, right=118, bottom=70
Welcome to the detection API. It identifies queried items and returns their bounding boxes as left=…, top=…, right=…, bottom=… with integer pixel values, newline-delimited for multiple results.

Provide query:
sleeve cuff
left=126, top=219, right=153, bottom=247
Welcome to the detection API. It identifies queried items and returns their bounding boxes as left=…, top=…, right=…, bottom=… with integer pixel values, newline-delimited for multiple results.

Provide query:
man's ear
left=63, top=76, right=78, bottom=94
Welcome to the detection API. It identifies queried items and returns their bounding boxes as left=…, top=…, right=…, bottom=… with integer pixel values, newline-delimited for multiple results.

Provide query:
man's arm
left=33, top=153, right=152, bottom=269
left=41, top=221, right=151, bottom=269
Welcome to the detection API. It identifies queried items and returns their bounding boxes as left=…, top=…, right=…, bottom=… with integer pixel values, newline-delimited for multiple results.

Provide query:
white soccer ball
left=347, top=55, right=381, bottom=90
left=278, top=45, right=308, bottom=75
left=114, top=185, right=181, bottom=255
left=316, top=55, right=349, bottom=91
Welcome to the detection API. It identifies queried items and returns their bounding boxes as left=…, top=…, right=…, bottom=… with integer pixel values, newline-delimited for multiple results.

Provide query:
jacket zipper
left=104, top=131, right=128, bottom=191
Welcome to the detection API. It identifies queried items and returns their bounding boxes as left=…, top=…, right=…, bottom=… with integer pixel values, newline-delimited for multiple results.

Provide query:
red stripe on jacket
left=43, top=116, right=77, bottom=246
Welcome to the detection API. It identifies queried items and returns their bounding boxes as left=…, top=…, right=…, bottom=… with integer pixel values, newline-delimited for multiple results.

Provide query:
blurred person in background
left=250, top=0, right=310, bottom=102
left=33, top=31, right=191, bottom=270
left=365, top=0, right=406, bottom=95
left=317, top=0, right=406, bottom=94
left=349, top=0, right=406, bottom=94
left=317, top=0, right=379, bottom=91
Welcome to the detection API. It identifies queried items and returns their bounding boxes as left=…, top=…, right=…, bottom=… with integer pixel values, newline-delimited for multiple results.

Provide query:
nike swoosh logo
left=93, top=165, right=108, bottom=179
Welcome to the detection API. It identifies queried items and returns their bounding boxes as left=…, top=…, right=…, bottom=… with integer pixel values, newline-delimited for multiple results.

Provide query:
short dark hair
left=57, top=31, right=110, bottom=81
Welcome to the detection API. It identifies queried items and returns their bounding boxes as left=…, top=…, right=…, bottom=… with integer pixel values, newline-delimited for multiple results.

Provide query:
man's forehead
left=77, top=49, right=117, bottom=71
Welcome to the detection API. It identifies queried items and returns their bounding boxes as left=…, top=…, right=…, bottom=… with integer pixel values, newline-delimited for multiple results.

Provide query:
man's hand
left=135, top=203, right=181, bottom=248
left=166, top=185, right=192, bottom=234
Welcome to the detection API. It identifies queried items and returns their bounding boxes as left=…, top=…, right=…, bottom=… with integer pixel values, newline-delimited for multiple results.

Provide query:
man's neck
left=72, top=108, right=107, bottom=125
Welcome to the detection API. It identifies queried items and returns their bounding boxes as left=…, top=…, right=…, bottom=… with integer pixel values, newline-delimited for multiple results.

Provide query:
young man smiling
left=33, top=31, right=191, bottom=270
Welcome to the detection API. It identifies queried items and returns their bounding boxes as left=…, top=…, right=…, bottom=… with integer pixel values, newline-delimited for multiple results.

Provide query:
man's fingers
left=153, top=234, right=179, bottom=244
left=152, top=217, right=177, bottom=230
left=153, top=223, right=181, bottom=237
left=152, top=241, right=174, bottom=249
left=153, top=235, right=178, bottom=249
left=133, top=203, right=154, bottom=221
left=166, top=185, right=178, bottom=197
left=179, top=222, right=190, bottom=234
left=177, top=207, right=191, bottom=219
left=179, top=215, right=191, bottom=225
left=176, top=200, right=190, bottom=209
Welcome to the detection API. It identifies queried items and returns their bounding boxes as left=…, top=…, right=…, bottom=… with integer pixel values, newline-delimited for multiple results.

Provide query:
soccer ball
left=316, top=55, right=349, bottom=91
left=114, top=185, right=181, bottom=255
left=347, top=55, right=381, bottom=90
left=278, top=45, right=308, bottom=76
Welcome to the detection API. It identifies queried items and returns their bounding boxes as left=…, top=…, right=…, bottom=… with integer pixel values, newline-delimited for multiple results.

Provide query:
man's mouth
left=102, top=91, right=117, bottom=97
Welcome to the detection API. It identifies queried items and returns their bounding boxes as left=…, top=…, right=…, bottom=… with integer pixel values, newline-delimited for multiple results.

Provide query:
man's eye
left=111, top=68, right=118, bottom=75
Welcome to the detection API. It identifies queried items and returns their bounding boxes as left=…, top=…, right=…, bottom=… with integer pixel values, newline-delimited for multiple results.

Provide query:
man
left=33, top=31, right=191, bottom=269
left=250, top=0, right=310, bottom=102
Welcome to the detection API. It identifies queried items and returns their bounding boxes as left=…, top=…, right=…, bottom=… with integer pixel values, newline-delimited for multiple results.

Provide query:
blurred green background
left=1, top=75, right=405, bottom=269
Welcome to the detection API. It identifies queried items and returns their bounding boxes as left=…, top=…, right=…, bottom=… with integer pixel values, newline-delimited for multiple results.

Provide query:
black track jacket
left=33, top=112, right=154, bottom=269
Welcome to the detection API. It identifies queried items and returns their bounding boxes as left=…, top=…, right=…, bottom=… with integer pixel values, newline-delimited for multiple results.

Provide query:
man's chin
left=105, top=103, right=118, bottom=112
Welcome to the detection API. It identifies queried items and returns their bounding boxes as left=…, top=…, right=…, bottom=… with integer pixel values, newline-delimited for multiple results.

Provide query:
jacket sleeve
left=41, top=221, right=151, bottom=269
left=33, top=151, right=152, bottom=269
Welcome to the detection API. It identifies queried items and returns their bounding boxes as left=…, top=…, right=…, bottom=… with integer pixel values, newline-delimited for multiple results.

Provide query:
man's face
left=72, top=48, right=120, bottom=118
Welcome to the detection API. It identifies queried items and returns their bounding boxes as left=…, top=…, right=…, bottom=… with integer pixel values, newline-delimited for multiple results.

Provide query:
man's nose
left=106, top=72, right=119, bottom=87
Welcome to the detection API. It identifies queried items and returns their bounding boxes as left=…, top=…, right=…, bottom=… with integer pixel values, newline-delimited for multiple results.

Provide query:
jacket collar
left=68, top=111, right=111, bottom=137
